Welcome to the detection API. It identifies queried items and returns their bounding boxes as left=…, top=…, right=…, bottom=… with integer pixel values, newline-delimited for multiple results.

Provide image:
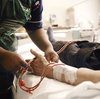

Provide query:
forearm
left=27, top=28, right=53, bottom=52
left=0, top=47, right=8, bottom=72
left=44, top=65, right=100, bottom=86
left=74, top=68, right=100, bottom=85
left=0, top=47, right=6, bottom=57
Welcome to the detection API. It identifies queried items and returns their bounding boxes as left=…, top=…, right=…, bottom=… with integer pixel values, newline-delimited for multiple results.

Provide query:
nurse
left=0, top=0, right=58, bottom=98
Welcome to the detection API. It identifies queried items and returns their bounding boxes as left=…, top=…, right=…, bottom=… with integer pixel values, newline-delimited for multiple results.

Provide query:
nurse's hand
left=44, top=47, right=59, bottom=63
left=0, top=47, right=28, bottom=74
left=30, top=49, right=49, bottom=76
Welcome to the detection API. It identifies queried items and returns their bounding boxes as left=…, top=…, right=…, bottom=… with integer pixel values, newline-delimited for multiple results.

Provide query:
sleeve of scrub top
left=24, top=0, right=43, bottom=32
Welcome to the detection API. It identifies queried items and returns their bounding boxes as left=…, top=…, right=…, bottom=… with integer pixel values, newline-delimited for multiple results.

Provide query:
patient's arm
left=30, top=49, right=100, bottom=85
left=75, top=68, right=100, bottom=85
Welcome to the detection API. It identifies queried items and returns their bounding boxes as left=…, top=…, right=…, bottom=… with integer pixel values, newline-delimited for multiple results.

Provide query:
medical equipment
left=19, top=40, right=78, bottom=94
left=80, top=28, right=95, bottom=42
left=19, top=62, right=65, bottom=94
left=49, top=14, right=57, bottom=26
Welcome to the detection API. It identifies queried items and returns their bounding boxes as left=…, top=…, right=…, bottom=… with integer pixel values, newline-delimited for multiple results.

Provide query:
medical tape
left=53, top=64, right=64, bottom=81
left=53, top=64, right=77, bottom=84
left=63, top=65, right=77, bottom=84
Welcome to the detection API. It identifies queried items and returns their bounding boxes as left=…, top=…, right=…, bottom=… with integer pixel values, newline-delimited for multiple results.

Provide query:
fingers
left=28, top=66, right=34, bottom=73
left=15, top=57, right=28, bottom=74
left=15, top=66, right=23, bottom=73
left=20, top=57, right=28, bottom=67
left=30, top=49, right=59, bottom=63
left=45, top=55, right=50, bottom=63
left=25, top=59, right=30, bottom=63
left=15, top=62, right=34, bottom=74
left=51, top=56, right=59, bottom=63
left=30, top=49, right=39, bottom=58
left=25, top=59, right=34, bottom=73
left=46, top=55, right=58, bottom=63
left=45, top=52, right=59, bottom=63
left=51, top=53, right=59, bottom=63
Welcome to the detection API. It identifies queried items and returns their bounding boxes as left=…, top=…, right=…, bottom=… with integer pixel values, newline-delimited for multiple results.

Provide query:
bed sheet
left=13, top=73, right=100, bottom=99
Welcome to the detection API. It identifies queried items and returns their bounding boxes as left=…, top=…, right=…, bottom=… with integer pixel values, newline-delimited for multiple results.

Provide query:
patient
left=26, top=27, right=100, bottom=86
left=29, top=27, right=100, bottom=86
left=30, top=49, right=100, bottom=86
left=46, top=26, right=100, bottom=70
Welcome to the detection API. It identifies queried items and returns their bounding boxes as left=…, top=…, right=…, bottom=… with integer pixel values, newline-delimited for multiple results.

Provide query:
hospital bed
left=13, top=73, right=100, bottom=99
left=13, top=35, right=100, bottom=99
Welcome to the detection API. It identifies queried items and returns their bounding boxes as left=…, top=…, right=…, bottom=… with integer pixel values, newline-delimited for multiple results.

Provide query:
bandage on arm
left=53, top=64, right=78, bottom=85
left=52, top=64, right=100, bottom=85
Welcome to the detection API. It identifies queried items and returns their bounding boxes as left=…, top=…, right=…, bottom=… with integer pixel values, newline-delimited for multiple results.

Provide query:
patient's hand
left=30, top=49, right=49, bottom=76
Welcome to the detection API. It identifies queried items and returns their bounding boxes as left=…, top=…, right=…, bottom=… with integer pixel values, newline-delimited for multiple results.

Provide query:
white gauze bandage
left=53, top=64, right=78, bottom=84
left=53, top=64, right=64, bottom=81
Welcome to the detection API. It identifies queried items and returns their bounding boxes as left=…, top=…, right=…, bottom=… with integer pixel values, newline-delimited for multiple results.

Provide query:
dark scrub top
left=24, top=0, right=43, bottom=31
left=0, top=0, right=43, bottom=96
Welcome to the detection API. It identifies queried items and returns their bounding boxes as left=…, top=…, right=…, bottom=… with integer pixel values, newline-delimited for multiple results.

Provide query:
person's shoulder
left=31, top=0, right=43, bottom=12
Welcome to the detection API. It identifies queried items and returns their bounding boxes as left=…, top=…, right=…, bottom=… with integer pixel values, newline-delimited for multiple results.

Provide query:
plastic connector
left=26, top=90, right=33, bottom=94
left=25, top=65, right=29, bottom=68
left=21, top=80, right=25, bottom=86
